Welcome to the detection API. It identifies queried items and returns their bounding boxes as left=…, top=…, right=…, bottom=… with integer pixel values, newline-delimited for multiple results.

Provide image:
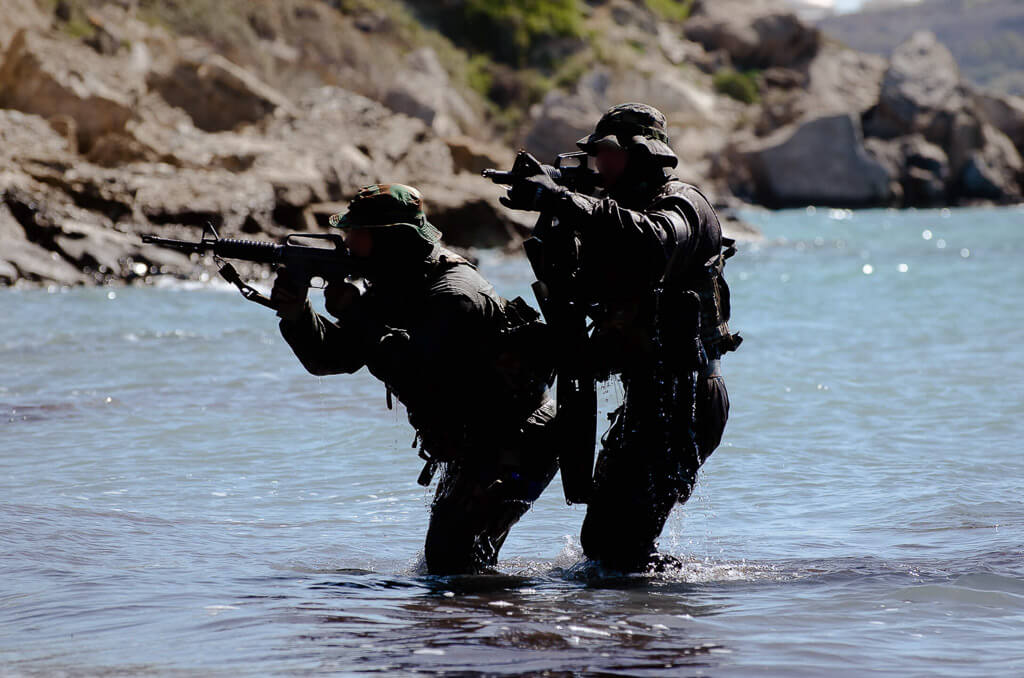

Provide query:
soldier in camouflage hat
left=499, top=103, right=740, bottom=572
left=328, top=183, right=442, bottom=244
left=575, top=102, right=679, bottom=168
left=271, top=183, right=560, bottom=574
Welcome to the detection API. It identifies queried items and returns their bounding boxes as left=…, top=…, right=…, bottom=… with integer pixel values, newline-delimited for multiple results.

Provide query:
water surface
left=3, top=206, right=1023, bottom=675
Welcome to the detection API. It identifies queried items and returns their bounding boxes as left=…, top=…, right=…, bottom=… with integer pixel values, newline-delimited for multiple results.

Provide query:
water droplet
left=107, top=291, right=117, bottom=300
left=936, top=239, right=946, bottom=249
left=862, top=264, right=874, bottom=275
left=922, top=229, right=933, bottom=240
left=898, top=263, right=909, bottom=273
left=960, top=248, right=970, bottom=258
left=805, top=206, right=816, bottom=215
left=941, top=208, right=951, bottom=218
left=105, top=397, right=112, bottom=403
left=132, top=262, right=148, bottom=276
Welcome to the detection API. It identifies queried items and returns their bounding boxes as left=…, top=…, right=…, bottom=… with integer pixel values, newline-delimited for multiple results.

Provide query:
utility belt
left=703, top=358, right=721, bottom=379
left=412, top=398, right=550, bottom=486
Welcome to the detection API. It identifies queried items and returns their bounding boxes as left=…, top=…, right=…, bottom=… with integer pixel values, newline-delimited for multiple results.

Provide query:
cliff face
left=1, top=0, right=1022, bottom=287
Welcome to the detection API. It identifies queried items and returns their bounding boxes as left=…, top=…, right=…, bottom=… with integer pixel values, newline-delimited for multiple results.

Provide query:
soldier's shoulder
left=659, top=178, right=712, bottom=204
left=427, top=254, right=500, bottom=310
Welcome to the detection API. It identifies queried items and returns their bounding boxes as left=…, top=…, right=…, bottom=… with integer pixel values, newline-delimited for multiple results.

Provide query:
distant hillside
left=818, top=0, right=1024, bottom=95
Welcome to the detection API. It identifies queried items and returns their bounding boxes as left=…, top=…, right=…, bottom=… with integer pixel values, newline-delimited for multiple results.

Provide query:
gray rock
left=0, top=0, right=48, bottom=52
left=901, top=135, right=951, bottom=205
left=867, top=134, right=951, bottom=206
left=0, top=109, right=75, bottom=164
left=685, top=0, right=820, bottom=69
left=737, top=113, right=893, bottom=207
left=976, top=90, right=1024, bottom=154
left=419, top=174, right=530, bottom=250
left=445, top=136, right=515, bottom=176
left=0, top=200, right=86, bottom=286
left=864, top=31, right=966, bottom=143
left=756, top=46, right=886, bottom=135
left=0, top=30, right=141, bottom=151
left=382, top=47, right=479, bottom=137
left=148, top=49, right=295, bottom=132
left=522, top=70, right=610, bottom=162
left=956, top=124, right=1024, bottom=202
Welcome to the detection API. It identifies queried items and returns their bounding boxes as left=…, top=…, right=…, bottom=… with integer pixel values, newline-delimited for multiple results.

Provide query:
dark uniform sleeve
left=544, top=186, right=702, bottom=273
left=278, top=297, right=382, bottom=376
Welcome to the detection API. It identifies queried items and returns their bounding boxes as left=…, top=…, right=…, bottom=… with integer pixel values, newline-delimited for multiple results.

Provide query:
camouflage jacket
left=278, top=247, right=548, bottom=456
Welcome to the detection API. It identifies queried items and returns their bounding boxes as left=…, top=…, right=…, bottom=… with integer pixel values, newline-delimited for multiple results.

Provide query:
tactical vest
left=661, top=182, right=743, bottom=360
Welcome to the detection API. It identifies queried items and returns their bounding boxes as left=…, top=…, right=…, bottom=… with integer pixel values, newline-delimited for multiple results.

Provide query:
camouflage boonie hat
left=329, top=184, right=442, bottom=244
left=577, top=102, right=678, bottom=168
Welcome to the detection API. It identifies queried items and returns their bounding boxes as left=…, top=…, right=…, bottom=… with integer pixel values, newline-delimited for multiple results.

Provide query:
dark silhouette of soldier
left=500, top=103, right=741, bottom=571
left=272, top=184, right=558, bottom=574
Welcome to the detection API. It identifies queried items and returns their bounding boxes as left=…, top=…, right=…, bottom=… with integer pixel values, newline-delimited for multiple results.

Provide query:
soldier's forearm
left=279, top=306, right=367, bottom=375
left=543, top=189, right=690, bottom=253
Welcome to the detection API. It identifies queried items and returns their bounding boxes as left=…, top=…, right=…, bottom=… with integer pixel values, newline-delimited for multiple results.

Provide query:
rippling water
left=3, top=206, right=1024, bottom=676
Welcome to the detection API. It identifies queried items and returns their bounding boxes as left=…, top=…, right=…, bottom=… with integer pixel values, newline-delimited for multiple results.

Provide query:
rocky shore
left=1, top=0, right=1022, bottom=287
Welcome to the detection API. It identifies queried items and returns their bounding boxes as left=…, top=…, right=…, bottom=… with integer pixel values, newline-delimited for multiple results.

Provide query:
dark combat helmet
left=329, top=184, right=442, bottom=245
left=576, top=102, right=678, bottom=168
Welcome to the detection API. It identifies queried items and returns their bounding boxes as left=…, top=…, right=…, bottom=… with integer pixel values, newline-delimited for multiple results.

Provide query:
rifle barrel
left=482, top=169, right=516, bottom=185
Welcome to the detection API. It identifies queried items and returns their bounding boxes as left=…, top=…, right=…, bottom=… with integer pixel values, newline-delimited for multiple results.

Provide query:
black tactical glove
left=270, top=265, right=309, bottom=323
left=323, top=279, right=365, bottom=319
left=499, top=152, right=563, bottom=212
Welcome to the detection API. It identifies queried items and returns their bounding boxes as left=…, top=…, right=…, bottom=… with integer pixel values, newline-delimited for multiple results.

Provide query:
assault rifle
left=482, top=150, right=600, bottom=195
left=483, top=150, right=599, bottom=505
left=142, top=223, right=357, bottom=310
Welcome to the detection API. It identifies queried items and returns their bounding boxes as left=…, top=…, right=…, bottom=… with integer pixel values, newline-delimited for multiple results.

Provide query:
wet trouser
left=424, top=400, right=559, bottom=575
left=580, top=371, right=729, bottom=571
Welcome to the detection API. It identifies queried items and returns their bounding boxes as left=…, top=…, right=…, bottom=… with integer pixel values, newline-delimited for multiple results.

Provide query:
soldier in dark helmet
left=499, top=103, right=741, bottom=571
left=271, top=184, right=559, bottom=575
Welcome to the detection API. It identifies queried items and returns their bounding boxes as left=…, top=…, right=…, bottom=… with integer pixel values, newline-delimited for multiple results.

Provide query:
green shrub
left=713, top=68, right=760, bottom=104
left=456, top=0, right=586, bottom=67
left=644, top=0, right=694, bottom=23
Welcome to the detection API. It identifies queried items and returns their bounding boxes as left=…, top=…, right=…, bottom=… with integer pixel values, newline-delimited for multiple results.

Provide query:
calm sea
left=2, top=206, right=1023, bottom=676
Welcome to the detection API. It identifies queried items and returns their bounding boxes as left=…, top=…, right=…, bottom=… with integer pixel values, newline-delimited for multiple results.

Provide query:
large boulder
left=684, top=0, right=820, bottom=69
left=865, top=134, right=950, bottom=207
left=756, top=44, right=887, bottom=134
left=382, top=47, right=479, bottom=137
left=419, top=174, right=531, bottom=250
left=522, top=70, right=609, bottom=163
left=147, top=47, right=295, bottom=132
left=975, top=91, right=1024, bottom=154
left=955, top=124, right=1024, bottom=202
left=735, top=113, right=893, bottom=207
left=522, top=66, right=722, bottom=165
left=445, top=135, right=515, bottom=176
left=863, top=31, right=968, bottom=144
left=0, top=29, right=142, bottom=151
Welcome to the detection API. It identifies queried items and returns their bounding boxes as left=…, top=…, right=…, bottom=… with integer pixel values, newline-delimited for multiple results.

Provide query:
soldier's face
left=595, top=148, right=629, bottom=188
left=345, top=229, right=373, bottom=258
